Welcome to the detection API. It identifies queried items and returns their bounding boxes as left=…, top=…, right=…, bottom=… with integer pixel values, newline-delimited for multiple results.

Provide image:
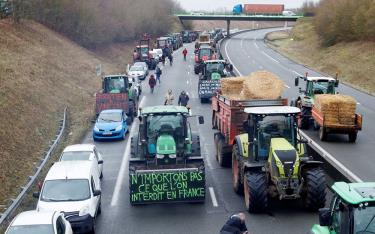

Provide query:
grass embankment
left=0, top=19, right=132, bottom=209
left=266, top=18, right=375, bottom=95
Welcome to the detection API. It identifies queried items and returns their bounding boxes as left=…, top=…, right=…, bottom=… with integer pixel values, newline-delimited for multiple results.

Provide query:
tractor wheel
left=200, top=98, right=205, bottom=103
left=217, top=137, right=230, bottom=167
left=319, top=127, right=328, bottom=141
left=232, top=144, right=243, bottom=195
left=348, top=132, right=357, bottom=143
left=298, top=107, right=310, bottom=130
left=303, top=168, right=326, bottom=211
left=244, top=172, right=268, bottom=213
left=194, top=66, right=200, bottom=75
left=313, top=120, right=320, bottom=130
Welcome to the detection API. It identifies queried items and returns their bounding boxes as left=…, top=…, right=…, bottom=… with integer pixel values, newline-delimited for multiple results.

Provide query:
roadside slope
left=266, top=18, right=375, bottom=95
left=0, top=19, right=125, bottom=207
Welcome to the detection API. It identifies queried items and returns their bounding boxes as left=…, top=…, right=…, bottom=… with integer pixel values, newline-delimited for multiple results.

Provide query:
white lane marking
left=188, top=71, right=190, bottom=75
left=253, top=41, right=259, bottom=49
left=209, top=187, right=218, bottom=207
left=224, top=39, right=244, bottom=76
left=284, top=84, right=291, bottom=89
left=187, top=80, right=189, bottom=84
left=111, top=96, right=145, bottom=207
left=262, top=51, right=279, bottom=64
left=292, top=70, right=303, bottom=76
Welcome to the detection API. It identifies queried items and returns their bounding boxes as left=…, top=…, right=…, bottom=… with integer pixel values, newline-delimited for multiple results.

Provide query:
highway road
left=80, top=38, right=323, bottom=233
left=221, top=28, right=375, bottom=183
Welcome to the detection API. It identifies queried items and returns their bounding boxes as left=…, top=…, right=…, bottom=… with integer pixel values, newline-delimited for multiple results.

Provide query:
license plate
left=103, top=132, right=112, bottom=136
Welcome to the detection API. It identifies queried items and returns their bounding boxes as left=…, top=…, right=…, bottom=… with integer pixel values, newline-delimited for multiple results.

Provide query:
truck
left=194, top=44, right=216, bottom=74
left=293, top=74, right=362, bottom=142
left=231, top=105, right=326, bottom=213
left=310, top=182, right=375, bottom=234
left=95, top=75, right=138, bottom=122
left=232, top=3, right=284, bottom=15
left=198, top=60, right=233, bottom=103
left=129, top=106, right=206, bottom=205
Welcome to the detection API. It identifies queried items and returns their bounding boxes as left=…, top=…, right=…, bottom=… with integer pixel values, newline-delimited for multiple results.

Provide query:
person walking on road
left=178, top=91, right=189, bottom=107
left=168, top=53, right=173, bottom=66
left=155, top=65, right=162, bottom=84
left=164, top=89, right=174, bottom=105
left=182, top=48, right=188, bottom=61
left=220, top=213, right=248, bottom=234
left=148, top=74, right=156, bottom=94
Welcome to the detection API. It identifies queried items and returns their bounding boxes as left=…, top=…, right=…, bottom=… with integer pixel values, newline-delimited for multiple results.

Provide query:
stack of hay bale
left=220, top=71, right=284, bottom=100
left=315, top=94, right=357, bottom=126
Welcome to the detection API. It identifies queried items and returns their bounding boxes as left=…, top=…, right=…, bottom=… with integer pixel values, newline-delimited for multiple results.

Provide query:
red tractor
left=133, top=36, right=157, bottom=70
left=194, top=44, right=216, bottom=74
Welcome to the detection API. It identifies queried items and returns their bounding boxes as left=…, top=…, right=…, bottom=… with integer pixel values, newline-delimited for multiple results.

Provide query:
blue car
left=93, top=109, right=128, bottom=141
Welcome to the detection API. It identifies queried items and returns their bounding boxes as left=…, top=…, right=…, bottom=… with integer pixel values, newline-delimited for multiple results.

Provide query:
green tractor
left=311, top=182, right=375, bottom=234
left=232, top=106, right=326, bottom=212
left=292, top=74, right=339, bottom=129
left=129, top=106, right=206, bottom=205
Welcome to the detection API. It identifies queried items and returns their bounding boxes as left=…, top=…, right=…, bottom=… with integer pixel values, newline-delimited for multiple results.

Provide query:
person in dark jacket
left=220, top=213, right=248, bottom=234
left=178, top=91, right=189, bottom=107
left=148, top=74, right=156, bottom=93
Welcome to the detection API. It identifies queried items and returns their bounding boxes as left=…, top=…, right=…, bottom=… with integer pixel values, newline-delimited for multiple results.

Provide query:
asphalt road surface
left=80, top=34, right=326, bottom=234
left=221, top=28, right=375, bottom=183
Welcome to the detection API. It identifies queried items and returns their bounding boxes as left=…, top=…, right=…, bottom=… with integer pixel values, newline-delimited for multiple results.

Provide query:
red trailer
left=211, top=93, right=287, bottom=166
left=243, top=4, right=284, bottom=15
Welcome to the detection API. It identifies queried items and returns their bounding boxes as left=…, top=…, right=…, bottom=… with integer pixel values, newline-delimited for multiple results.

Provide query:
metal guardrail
left=218, top=30, right=363, bottom=183
left=0, top=107, right=67, bottom=225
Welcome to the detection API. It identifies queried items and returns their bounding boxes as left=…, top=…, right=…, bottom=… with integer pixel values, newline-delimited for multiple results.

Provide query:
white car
left=134, top=62, right=149, bottom=75
left=59, top=144, right=103, bottom=179
left=152, top=49, right=163, bottom=60
left=129, top=65, right=147, bottom=81
left=35, top=161, right=101, bottom=234
left=5, top=210, right=73, bottom=234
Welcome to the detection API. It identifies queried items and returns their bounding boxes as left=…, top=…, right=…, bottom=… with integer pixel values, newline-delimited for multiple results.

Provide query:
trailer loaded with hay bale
left=312, top=94, right=362, bottom=142
left=211, top=71, right=288, bottom=167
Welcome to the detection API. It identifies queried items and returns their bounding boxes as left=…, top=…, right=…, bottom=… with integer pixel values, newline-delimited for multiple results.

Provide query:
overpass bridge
left=175, top=14, right=302, bottom=37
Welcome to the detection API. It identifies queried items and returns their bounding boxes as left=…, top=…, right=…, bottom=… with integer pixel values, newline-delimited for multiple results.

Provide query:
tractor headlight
left=115, top=125, right=122, bottom=131
left=156, top=154, right=165, bottom=159
left=169, top=154, right=176, bottom=159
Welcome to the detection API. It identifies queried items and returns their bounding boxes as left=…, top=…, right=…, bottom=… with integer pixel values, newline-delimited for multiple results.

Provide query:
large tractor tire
left=217, top=137, right=231, bottom=167
left=244, top=172, right=268, bottom=213
left=319, top=127, right=328, bottom=141
left=298, top=107, right=310, bottom=130
left=232, top=144, right=243, bottom=195
left=303, top=168, right=326, bottom=211
left=348, top=132, right=357, bottom=143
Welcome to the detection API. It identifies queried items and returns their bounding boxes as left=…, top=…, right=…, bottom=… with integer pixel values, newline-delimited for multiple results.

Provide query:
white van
left=34, top=161, right=101, bottom=234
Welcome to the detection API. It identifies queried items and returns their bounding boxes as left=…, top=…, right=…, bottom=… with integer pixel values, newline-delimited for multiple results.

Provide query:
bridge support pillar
left=226, top=20, right=230, bottom=38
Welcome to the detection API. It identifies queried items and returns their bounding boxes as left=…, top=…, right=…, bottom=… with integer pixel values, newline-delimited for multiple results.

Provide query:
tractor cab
left=102, top=75, right=129, bottom=94
left=311, top=182, right=375, bottom=234
left=136, top=106, right=204, bottom=165
left=201, top=60, right=232, bottom=80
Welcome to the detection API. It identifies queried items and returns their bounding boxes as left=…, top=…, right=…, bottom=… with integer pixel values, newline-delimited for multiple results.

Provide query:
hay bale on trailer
left=241, top=71, right=284, bottom=99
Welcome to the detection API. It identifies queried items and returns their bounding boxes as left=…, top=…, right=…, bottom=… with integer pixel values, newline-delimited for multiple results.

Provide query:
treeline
left=13, top=0, right=184, bottom=48
left=313, top=0, right=375, bottom=46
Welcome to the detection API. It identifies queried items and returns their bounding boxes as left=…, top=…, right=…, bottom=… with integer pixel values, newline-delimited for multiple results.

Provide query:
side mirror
left=335, top=80, right=339, bottom=87
left=318, top=208, right=332, bottom=226
left=295, top=77, right=299, bottom=86
left=93, top=190, right=101, bottom=197
left=33, top=191, right=40, bottom=199
left=98, top=160, right=103, bottom=164
left=198, top=116, right=204, bottom=124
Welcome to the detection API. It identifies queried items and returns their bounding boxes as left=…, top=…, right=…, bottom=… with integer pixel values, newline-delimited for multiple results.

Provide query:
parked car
left=5, top=210, right=73, bottom=234
left=128, top=65, right=147, bottom=81
left=34, top=161, right=101, bottom=234
left=153, top=49, right=163, bottom=61
left=59, top=144, right=103, bottom=179
left=93, top=109, right=128, bottom=141
left=133, top=61, right=149, bottom=76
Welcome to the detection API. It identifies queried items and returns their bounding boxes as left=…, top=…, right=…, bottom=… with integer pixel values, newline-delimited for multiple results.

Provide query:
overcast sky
left=176, top=0, right=319, bottom=11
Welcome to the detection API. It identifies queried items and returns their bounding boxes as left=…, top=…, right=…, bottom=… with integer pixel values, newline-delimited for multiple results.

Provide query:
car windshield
left=130, top=66, right=143, bottom=72
left=41, top=179, right=90, bottom=202
left=7, top=224, right=54, bottom=234
left=354, top=205, right=375, bottom=234
left=105, top=77, right=125, bottom=93
left=199, top=48, right=211, bottom=57
left=60, top=151, right=92, bottom=161
left=98, top=112, right=122, bottom=123
left=138, top=47, right=148, bottom=55
left=257, top=115, right=295, bottom=159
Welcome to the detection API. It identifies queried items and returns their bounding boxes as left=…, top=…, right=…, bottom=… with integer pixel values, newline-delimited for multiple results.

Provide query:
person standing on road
left=164, top=89, right=174, bottom=105
left=155, top=65, right=162, bottom=84
left=220, top=213, right=248, bottom=234
left=182, top=48, right=188, bottom=61
left=148, top=74, right=156, bottom=94
left=168, top=53, right=173, bottom=66
left=178, top=91, right=189, bottom=107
